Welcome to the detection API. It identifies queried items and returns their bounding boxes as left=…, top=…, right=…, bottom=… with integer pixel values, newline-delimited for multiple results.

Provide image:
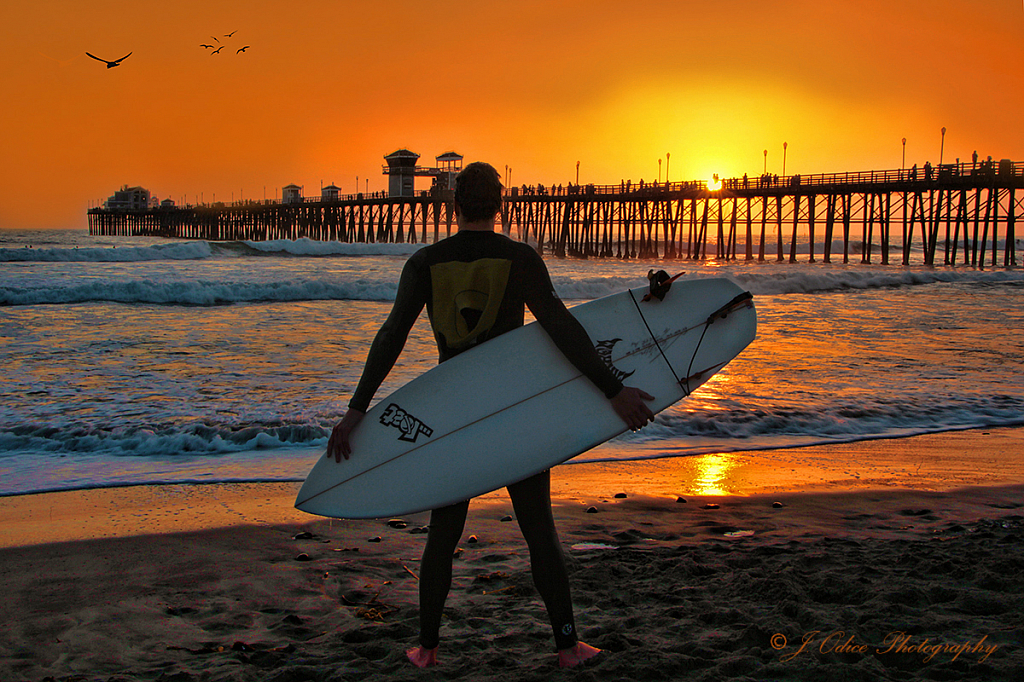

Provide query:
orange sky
left=2, top=0, right=1023, bottom=229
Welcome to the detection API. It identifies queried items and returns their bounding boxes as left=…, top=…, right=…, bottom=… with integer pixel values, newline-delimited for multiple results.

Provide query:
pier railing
left=89, top=161, right=1022, bottom=268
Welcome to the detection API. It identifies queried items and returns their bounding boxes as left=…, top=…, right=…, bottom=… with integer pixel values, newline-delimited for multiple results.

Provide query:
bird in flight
left=200, top=44, right=214, bottom=49
left=236, top=45, right=250, bottom=54
left=225, top=31, right=237, bottom=37
left=86, top=51, right=132, bottom=68
left=211, top=46, right=224, bottom=55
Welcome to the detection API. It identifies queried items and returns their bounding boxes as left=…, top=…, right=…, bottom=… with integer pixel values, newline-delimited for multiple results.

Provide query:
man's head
left=454, top=162, right=503, bottom=223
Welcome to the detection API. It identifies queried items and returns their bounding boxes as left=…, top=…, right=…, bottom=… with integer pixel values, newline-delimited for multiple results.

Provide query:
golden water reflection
left=682, top=453, right=737, bottom=496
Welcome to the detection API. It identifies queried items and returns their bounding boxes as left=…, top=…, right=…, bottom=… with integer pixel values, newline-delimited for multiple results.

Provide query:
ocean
left=1, top=227, right=1022, bottom=498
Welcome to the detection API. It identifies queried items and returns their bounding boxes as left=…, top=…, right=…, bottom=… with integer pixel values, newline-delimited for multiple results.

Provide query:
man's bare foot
left=557, top=641, right=602, bottom=668
left=406, top=645, right=438, bottom=668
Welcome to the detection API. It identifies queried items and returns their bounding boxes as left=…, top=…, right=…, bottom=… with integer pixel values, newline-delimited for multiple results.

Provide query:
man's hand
left=610, top=386, right=656, bottom=431
left=326, top=408, right=365, bottom=462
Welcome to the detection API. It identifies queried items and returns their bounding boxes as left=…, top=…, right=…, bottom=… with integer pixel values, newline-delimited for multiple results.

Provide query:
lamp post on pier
left=902, top=138, right=907, bottom=171
left=782, top=142, right=788, bottom=177
left=939, top=127, right=946, bottom=165
left=763, top=149, right=767, bottom=175
left=666, top=152, right=670, bottom=184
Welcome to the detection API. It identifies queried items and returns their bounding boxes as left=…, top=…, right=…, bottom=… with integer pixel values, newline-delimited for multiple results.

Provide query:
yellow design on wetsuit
left=430, top=258, right=511, bottom=352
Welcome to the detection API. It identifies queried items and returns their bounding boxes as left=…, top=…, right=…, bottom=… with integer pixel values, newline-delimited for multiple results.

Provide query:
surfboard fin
left=705, top=291, right=754, bottom=324
left=642, top=270, right=684, bottom=302
left=682, top=362, right=726, bottom=386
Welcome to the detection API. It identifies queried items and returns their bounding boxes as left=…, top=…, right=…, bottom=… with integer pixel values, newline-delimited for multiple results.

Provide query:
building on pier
left=321, top=184, right=341, bottom=202
left=383, top=149, right=463, bottom=197
left=383, top=149, right=420, bottom=197
left=103, top=185, right=154, bottom=211
left=433, top=152, right=463, bottom=190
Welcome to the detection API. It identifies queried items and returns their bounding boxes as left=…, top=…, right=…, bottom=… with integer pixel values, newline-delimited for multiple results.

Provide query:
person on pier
left=326, top=161, right=654, bottom=669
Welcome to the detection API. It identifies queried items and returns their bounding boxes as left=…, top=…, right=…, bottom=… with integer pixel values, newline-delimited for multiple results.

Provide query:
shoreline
left=2, top=426, right=1023, bottom=549
left=1, top=427, right=1022, bottom=681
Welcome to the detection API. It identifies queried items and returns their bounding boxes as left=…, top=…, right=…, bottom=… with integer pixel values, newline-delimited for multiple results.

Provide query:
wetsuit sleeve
left=523, top=256, right=624, bottom=400
left=348, top=258, right=427, bottom=412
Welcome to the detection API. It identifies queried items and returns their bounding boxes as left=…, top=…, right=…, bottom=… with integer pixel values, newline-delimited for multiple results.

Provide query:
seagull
left=211, top=46, right=224, bottom=54
left=225, top=31, right=237, bottom=37
left=86, top=51, right=132, bottom=68
left=236, top=45, right=250, bottom=54
left=211, top=36, right=220, bottom=42
left=200, top=44, right=214, bottom=49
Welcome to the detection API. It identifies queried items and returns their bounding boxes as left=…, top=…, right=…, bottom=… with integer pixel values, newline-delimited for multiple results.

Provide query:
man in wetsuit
left=326, top=161, right=655, bottom=669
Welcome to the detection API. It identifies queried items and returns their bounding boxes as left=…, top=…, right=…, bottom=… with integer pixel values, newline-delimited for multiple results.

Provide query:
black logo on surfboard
left=380, top=403, right=434, bottom=443
left=595, top=339, right=634, bottom=382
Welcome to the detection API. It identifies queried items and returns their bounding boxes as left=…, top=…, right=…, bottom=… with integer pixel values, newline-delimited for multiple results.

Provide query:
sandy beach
left=2, top=428, right=1023, bottom=681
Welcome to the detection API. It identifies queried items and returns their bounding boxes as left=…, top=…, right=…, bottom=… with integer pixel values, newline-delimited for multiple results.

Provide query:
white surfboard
left=296, top=277, right=756, bottom=519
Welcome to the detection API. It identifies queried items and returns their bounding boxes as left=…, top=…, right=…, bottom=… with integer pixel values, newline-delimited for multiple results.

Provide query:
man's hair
left=454, top=162, right=503, bottom=222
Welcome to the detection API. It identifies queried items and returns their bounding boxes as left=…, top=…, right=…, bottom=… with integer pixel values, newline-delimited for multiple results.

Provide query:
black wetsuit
left=349, top=230, right=622, bottom=412
left=347, top=229, right=621, bottom=652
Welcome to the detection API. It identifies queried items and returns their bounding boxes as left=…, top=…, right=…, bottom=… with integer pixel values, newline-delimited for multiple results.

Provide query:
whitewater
left=1, top=228, right=1022, bottom=496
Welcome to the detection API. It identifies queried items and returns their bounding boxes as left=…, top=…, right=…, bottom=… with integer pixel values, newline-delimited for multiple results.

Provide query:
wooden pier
left=89, top=160, right=1022, bottom=267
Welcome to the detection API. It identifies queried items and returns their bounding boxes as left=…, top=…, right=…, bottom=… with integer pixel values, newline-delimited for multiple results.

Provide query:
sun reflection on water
left=685, top=453, right=737, bottom=496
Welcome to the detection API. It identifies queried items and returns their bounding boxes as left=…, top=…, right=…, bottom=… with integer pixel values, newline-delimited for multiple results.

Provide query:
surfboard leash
left=682, top=291, right=754, bottom=396
left=635, top=274, right=754, bottom=397
left=628, top=287, right=683, bottom=389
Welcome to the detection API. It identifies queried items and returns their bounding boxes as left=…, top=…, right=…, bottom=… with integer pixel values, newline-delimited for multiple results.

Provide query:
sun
left=707, top=174, right=722, bottom=191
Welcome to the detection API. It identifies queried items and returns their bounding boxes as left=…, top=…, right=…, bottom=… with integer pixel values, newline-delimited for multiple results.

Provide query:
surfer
left=327, top=161, right=655, bottom=669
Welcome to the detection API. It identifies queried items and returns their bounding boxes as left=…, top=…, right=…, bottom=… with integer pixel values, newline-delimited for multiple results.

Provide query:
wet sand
left=1, top=427, right=1022, bottom=681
